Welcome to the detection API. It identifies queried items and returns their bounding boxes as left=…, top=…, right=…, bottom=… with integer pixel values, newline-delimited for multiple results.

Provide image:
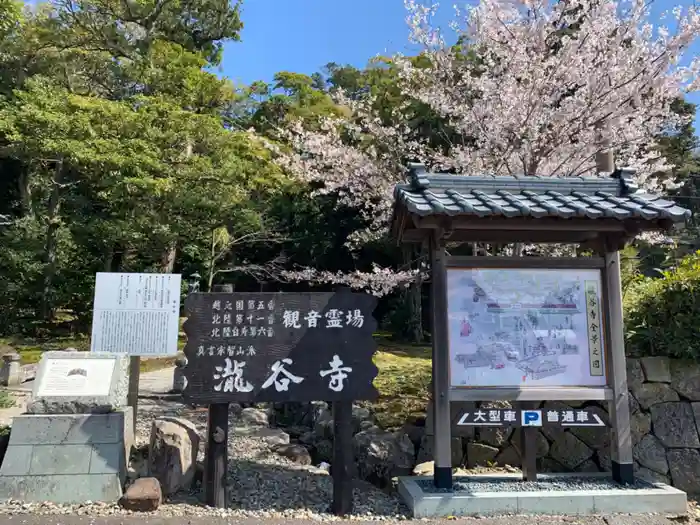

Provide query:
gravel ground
left=0, top=399, right=408, bottom=521
left=0, top=398, right=694, bottom=523
left=418, top=477, right=654, bottom=494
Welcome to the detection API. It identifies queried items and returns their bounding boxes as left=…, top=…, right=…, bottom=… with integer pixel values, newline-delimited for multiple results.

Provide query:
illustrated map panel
left=447, top=268, right=606, bottom=388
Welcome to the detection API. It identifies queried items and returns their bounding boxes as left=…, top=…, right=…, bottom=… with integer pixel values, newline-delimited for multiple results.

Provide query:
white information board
left=35, top=357, right=115, bottom=398
left=447, top=268, right=606, bottom=388
left=90, top=272, right=182, bottom=356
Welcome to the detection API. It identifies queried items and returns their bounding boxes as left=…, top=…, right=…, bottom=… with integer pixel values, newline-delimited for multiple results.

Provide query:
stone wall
left=272, top=356, right=700, bottom=493
left=418, top=356, right=700, bottom=492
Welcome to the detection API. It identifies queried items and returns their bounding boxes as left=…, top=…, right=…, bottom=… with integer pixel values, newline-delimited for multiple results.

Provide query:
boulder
left=693, top=403, right=700, bottom=437
left=633, top=435, right=669, bottom=475
left=541, top=401, right=572, bottom=441
left=353, top=430, right=415, bottom=486
left=313, top=405, right=334, bottom=438
left=413, top=461, right=434, bottom=476
left=650, top=402, right=700, bottom=448
left=494, top=446, right=521, bottom=468
left=466, top=443, right=499, bottom=467
left=274, top=444, right=312, bottom=465
left=550, top=432, right=593, bottom=470
left=416, top=435, right=464, bottom=467
left=240, top=407, right=269, bottom=427
left=631, top=383, right=679, bottom=410
left=401, top=423, right=425, bottom=449
left=478, top=427, right=513, bottom=448
left=313, top=439, right=333, bottom=464
left=670, top=360, right=700, bottom=401
left=629, top=393, right=640, bottom=415
left=257, top=428, right=290, bottom=447
left=351, top=405, right=373, bottom=432
left=512, top=429, right=550, bottom=458
left=635, top=464, right=669, bottom=485
left=119, top=477, right=162, bottom=512
left=539, top=457, right=566, bottom=473
left=148, top=418, right=200, bottom=496
left=667, top=448, right=700, bottom=493
left=568, top=406, right=610, bottom=450
left=630, top=411, right=651, bottom=445
left=640, top=357, right=671, bottom=383
left=574, top=459, right=600, bottom=473
left=626, top=358, right=645, bottom=390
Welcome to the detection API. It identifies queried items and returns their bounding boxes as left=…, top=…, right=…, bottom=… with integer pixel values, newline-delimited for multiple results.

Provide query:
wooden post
left=331, top=400, right=353, bottom=516
left=204, top=283, right=232, bottom=508
left=519, top=401, right=538, bottom=481
left=603, top=246, right=634, bottom=485
left=429, top=231, right=453, bottom=489
left=127, top=356, right=140, bottom=437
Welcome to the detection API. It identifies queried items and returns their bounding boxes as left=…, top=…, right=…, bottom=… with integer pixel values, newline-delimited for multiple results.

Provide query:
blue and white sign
left=455, top=408, right=606, bottom=427
left=521, top=409, right=542, bottom=427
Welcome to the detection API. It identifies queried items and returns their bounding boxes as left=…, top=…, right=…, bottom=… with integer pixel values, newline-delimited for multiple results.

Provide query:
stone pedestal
left=0, top=352, right=132, bottom=503
left=0, top=408, right=133, bottom=502
left=0, top=353, right=21, bottom=386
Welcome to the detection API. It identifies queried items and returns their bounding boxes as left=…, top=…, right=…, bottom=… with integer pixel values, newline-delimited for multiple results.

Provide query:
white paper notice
left=90, top=273, right=182, bottom=356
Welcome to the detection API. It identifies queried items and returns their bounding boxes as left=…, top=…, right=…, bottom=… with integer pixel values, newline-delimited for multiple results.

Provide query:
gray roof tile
left=393, top=165, right=691, bottom=224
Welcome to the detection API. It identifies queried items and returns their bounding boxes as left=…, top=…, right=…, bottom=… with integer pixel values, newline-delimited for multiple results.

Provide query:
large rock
left=351, top=405, right=374, bottom=432
left=416, top=435, right=464, bottom=467
left=631, top=383, right=679, bottom=410
left=650, top=402, right=700, bottom=448
left=313, top=405, right=334, bottom=438
left=670, top=360, right=700, bottom=401
left=256, top=428, right=290, bottom=447
left=627, top=358, right=645, bottom=390
left=313, top=439, right=333, bottom=464
left=541, top=401, right=571, bottom=441
left=148, top=418, right=200, bottom=496
left=633, top=435, right=669, bottom=475
left=119, top=477, right=162, bottom=512
left=667, top=449, right=700, bottom=493
left=569, top=406, right=610, bottom=450
left=240, top=407, right=269, bottom=427
left=550, top=432, right=593, bottom=469
left=640, top=357, right=671, bottom=383
left=274, top=444, right=312, bottom=465
left=635, top=464, right=670, bottom=485
left=630, top=411, right=652, bottom=445
left=466, top=443, right=499, bottom=467
left=478, top=427, right=513, bottom=448
left=353, top=430, right=415, bottom=486
left=512, top=429, right=550, bottom=458
left=494, top=446, right=521, bottom=468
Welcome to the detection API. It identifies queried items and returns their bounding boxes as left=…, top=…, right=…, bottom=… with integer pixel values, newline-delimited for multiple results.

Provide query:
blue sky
left=219, top=0, right=700, bottom=134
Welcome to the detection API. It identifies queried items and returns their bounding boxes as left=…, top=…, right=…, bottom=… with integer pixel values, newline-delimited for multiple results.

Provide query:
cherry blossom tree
left=272, top=0, right=700, bottom=293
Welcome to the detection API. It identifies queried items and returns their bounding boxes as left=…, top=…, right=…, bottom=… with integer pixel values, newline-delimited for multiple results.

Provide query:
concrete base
left=0, top=408, right=133, bottom=503
left=398, top=473, right=687, bottom=518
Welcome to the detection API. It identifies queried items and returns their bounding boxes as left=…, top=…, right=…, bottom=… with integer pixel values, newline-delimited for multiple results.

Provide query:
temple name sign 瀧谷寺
left=182, top=291, right=379, bottom=403
left=448, top=268, right=605, bottom=388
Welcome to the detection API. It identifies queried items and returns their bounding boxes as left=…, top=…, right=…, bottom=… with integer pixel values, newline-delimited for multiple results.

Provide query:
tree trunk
left=160, top=239, right=177, bottom=273
left=18, top=171, right=32, bottom=216
left=403, top=245, right=423, bottom=343
left=40, top=160, right=63, bottom=322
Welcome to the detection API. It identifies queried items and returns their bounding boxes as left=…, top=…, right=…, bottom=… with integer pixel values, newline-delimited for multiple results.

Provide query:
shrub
left=624, top=251, right=700, bottom=359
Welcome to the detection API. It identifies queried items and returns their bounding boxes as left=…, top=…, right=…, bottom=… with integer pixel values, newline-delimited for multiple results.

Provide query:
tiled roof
left=393, top=164, right=690, bottom=223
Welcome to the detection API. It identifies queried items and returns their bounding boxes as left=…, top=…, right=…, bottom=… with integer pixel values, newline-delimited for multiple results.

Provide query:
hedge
left=624, top=251, right=700, bottom=360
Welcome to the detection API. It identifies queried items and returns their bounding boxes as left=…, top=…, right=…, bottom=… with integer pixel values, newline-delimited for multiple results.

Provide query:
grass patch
left=367, top=339, right=432, bottom=429
left=0, top=335, right=179, bottom=374
left=0, top=390, right=15, bottom=409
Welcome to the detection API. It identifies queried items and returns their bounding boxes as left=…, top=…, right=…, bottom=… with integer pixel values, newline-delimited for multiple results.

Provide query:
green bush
left=625, top=251, right=700, bottom=359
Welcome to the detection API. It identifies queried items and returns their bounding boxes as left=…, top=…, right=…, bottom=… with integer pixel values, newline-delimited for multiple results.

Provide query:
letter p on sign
left=521, top=410, right=542, bottom=427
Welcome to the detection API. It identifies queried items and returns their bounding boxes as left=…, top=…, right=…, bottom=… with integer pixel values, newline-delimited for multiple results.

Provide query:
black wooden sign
left=182, top=291, right=378, bottom=403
